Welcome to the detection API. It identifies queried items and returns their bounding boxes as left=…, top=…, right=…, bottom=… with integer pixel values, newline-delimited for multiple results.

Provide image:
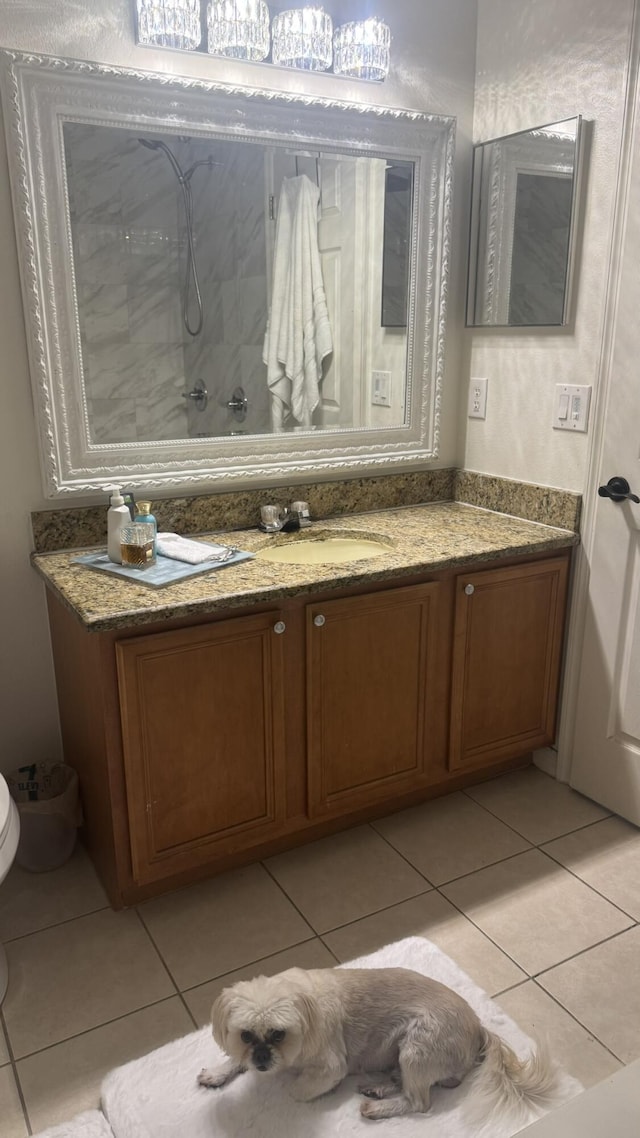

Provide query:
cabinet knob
left=273, top=620, right=286, bottom=634
left=313, top=614, right=326, bottom=627
left=464, top=583, right=475, bottom=596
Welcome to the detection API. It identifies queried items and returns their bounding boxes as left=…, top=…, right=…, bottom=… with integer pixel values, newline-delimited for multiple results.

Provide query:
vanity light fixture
left=271, top=7, right=333, bottom=72
left=333, top=17, right=391, bottom=82
left=207, top=0, right=270, bottom=60
left=135, top=0, right=202, bottom=50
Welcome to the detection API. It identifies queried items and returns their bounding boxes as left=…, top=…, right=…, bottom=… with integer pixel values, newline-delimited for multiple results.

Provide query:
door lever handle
left=598, top=476, right=640, bottom=504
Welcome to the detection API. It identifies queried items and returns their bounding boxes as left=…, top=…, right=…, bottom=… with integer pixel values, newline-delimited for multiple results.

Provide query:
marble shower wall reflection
left=65, top=125, right=271, bottom=443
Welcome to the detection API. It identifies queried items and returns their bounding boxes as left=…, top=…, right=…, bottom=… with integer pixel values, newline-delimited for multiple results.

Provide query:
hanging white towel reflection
left=263, top=174, right=333, bottom=429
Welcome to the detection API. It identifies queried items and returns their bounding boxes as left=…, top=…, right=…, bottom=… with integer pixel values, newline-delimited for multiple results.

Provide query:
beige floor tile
left=0, top=1022, right=9, bottom=1065
left=17, top=996, right=194, bottom=1133
left=3, top=909, right=175, bottom=1059
left=373, top=792, right=531, bottom=884
left=497, top=980, right=622, bottom=1088
left=543, top=816, right=640, bottom=919
left=323, top=892, right=526, bottom=996
left=265, top=825, right=429, bottom=933
left=441, top=849, right=633, bottom=975
left=0, top=1065, right=28, bottom=1137
left=140, top=863, right=312, bottom=991
left=184, top=938, right=336, bottom=1027
left=538, top=926, right=640, bottom=1064
left=0, top=844, right=108, bottom=942
left=465, top=768, right=609, bottom=844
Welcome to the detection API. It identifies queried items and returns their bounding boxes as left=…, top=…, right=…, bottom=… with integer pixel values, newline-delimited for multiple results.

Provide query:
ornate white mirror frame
left=0, top=49, right=454, bottom=497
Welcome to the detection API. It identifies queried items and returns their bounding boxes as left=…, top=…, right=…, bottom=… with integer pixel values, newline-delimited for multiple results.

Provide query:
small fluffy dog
left=198, top=965, right=560, bottom=1122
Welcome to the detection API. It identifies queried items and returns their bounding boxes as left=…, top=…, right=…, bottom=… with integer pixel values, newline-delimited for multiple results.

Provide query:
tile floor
left=2, top=766, right=640, bottom=1135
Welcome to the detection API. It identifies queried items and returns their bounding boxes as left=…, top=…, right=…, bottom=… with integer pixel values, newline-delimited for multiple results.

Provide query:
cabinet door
left=116, top=612, right=287, bottom=884
left=450, top=556, right=569, bottom=771
left=306, top=582, right=441, bottom=818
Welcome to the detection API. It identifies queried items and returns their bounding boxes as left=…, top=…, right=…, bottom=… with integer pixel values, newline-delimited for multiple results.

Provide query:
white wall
left=0, top=1, right=476, bottom=772
left=466, top=0, right=635, bottom=490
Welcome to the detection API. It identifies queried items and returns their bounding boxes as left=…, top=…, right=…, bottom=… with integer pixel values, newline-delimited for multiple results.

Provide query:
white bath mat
left=32, top=1109, right=114, bottom=1138
left=101, top=937, right=582, bottom=1138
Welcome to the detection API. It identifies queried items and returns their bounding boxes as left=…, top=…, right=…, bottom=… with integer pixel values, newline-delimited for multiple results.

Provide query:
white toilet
left=0, top=773, right=20, bottom=1002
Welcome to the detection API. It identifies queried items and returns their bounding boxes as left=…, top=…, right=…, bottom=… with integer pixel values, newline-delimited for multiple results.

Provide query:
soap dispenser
left=107, top=485, right=130, bottom=564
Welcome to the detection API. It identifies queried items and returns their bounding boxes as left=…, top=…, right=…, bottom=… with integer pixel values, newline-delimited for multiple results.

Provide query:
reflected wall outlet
left=553, top=384, right=591, bottom=431
left=371, top=370, right=391, bottom=406
left=468, top=377, right=488, bottom=419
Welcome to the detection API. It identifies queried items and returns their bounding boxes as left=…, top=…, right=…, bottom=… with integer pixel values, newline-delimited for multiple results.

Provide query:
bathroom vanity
left=33, top=503, right=576, bottom=908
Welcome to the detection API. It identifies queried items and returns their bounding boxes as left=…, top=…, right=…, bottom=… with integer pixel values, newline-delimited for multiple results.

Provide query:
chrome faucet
left=258, top=501, right=311, bottom=533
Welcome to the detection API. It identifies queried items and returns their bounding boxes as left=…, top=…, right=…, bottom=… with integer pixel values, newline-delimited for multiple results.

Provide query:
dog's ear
left=292, top=990, right=318, bottom=1036
left=211, top=987, right=234, bottom=1051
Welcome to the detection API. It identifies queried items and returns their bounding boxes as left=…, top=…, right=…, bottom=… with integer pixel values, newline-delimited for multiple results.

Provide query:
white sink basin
left=256, top=532, right=392, bottom=565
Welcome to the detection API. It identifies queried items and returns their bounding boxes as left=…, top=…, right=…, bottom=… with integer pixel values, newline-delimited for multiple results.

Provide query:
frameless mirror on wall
left=466, top=116, right=584, bottom=328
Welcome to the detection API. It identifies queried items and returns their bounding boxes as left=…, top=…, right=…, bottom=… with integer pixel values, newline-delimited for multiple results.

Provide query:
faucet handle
left=290, top=500, right=311, bottom=527
left=260, top=504, right=287, bottom=531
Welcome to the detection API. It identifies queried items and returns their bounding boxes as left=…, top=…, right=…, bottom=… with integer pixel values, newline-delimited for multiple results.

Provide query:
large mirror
left=0, top=50, right=454, bottom=497
left=466, top=117, right=584, bottom=328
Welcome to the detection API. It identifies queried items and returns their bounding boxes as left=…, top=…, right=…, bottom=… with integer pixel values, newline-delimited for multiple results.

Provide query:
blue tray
left=72, top=549, right=254, bottom=589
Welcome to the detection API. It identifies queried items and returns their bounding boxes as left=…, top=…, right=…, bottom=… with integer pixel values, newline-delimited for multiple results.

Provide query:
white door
left=569, top=55, right=640, bottom=824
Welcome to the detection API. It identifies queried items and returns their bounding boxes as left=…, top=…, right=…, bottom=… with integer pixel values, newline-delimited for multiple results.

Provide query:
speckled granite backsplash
left=30, top=467, right=581, bottom=554
left=454, top=471, right=582, bottom=532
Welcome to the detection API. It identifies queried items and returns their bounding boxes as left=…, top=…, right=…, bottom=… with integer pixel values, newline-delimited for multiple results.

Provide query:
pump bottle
left=107, top=485, right=130, bottom=564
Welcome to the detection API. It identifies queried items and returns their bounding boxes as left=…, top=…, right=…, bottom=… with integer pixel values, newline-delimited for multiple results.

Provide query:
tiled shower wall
left=66, top=124, right=189, bottom=443
left=182, top=138, right=271, bottom=438
left=66, top=127, right=272, bottom=443
left=66, top=128, right=411, bottom=444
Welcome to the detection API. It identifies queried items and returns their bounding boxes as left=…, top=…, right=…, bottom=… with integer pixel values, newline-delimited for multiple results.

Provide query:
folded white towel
left=156, top=533, right=235, bottom=565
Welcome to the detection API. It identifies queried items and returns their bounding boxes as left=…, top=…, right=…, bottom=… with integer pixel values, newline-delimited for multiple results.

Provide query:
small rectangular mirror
left=466, top=116, right=584, bottom=328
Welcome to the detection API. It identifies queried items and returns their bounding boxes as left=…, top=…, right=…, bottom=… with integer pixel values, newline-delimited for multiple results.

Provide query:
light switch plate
left=553, top=384, right=591, bottom=431
left=468, top=377, right=488, bottom=419
left=371, top=370, right=391, bottom=407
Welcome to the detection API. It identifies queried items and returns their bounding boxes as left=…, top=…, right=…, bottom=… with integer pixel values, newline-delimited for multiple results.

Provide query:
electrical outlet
left=371, top=370, right=391, bottom=407
left=468, top=377, right=488, bottom=419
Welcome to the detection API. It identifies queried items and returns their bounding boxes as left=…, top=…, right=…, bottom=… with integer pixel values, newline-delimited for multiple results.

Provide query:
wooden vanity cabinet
left=305, top=581, right=444, bottom=819
left=449, top=556, right=570, bottom=772
left=45, top=547, right=571, bottom=906
left=115, top=610, right=288, bottom=886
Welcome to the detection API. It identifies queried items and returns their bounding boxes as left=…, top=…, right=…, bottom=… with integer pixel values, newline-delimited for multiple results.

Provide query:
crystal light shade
left=136, top=0, right=202, bottom=50
left=333, top=17, right=391, bottom=82
left=271, top=7, right=333, bottom=72
left=207, top=1, right=270, bottom=60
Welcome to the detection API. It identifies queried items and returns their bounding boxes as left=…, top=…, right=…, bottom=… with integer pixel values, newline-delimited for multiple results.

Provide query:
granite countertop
left=31, top=502, right=579, bottom=633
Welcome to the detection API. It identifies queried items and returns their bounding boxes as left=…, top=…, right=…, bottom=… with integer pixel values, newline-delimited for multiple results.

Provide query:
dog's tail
left=465, top=1028, right=565, bottom=1132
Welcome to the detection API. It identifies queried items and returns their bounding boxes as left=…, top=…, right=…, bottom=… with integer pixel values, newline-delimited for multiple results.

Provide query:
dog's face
left=211, top=974, right=312, bottom=1074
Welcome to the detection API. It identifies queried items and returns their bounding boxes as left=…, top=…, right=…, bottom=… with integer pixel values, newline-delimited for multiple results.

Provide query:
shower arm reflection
left=138, top=137, right=217, bottom=337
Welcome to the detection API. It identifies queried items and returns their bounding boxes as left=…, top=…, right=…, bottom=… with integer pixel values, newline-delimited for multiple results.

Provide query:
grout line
left=1, top=1009, right=31, bottom=1136
left=540, top=842, right=640, bottom=924
left=179, top=934, right=330, bottom=999
left=533, top=923, right=640, bottom=983
left=526, top=978, right=626, bottom=1067
left=2, top=901, right=111, bottom=946
left=259, top=858, right=325, bottom=936
left=10, top=994, right=188, bottom=1065
left=133, top=907, right=183, bottom=996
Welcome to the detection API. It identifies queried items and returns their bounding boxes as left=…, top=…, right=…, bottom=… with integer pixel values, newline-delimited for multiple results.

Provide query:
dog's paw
left=360, top=1099, right=387, bottom=1120
left=198, top=1067, right=232, bottom=1089
left=358, top=1074, right=400, bottom=1100
left=358, top=1081, right=393, bottom=1100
